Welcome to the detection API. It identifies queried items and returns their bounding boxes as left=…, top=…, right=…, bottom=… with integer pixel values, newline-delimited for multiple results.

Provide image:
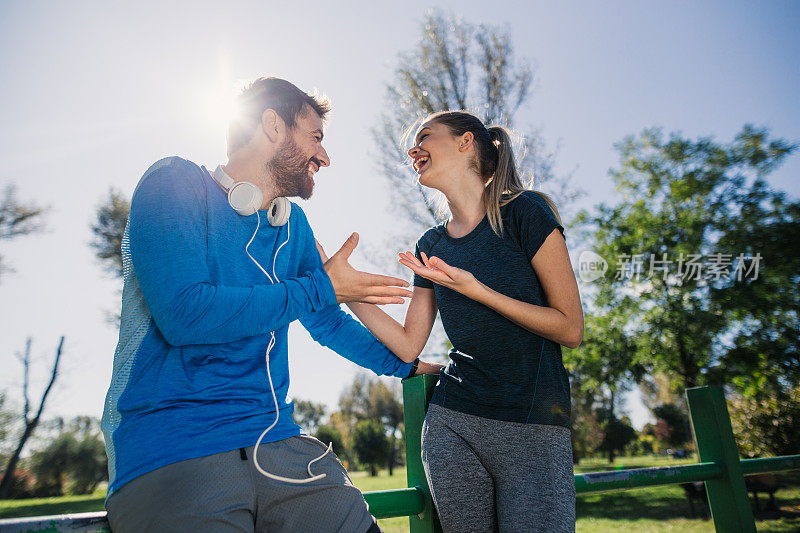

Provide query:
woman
left=322, top=111, right=583, bottom=532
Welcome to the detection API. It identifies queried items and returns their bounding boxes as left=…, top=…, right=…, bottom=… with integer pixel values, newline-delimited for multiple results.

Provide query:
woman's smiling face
left=408, top=120, right=464, bottom=188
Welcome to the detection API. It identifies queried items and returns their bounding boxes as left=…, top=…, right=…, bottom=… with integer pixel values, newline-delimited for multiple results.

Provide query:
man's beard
left=265, top=136, right=315, bottom=200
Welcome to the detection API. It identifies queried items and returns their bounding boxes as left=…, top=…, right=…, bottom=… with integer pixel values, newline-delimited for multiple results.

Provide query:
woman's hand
left=398, top=251, right=483, bottom=299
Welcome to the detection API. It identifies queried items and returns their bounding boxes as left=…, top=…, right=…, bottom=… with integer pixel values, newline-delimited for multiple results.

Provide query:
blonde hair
left=421, top=111, right=561, bottom=236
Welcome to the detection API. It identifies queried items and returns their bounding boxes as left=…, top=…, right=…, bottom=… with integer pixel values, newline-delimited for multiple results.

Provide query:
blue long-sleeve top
left=100, top=156, right=412, bottom=496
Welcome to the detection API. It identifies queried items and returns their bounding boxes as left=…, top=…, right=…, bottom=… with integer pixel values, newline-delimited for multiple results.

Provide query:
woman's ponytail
left=484, top=126, right=524, bottom=236
left=484, top=126, right=561, bottom=236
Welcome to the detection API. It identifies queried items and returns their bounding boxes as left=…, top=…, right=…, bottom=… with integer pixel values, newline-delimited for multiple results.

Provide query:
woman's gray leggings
left=421, top=403, right=575, bottom=533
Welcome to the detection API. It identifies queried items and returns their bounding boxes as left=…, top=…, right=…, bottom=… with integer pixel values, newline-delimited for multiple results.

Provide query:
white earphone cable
left=245, top=211, right=332, bottom=484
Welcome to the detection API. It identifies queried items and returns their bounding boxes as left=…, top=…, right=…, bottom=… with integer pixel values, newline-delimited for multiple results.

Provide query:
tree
left=728, top=384, right=800, bottom=457
left=29, top=417, right=107, bottom=496
left=367, top=381, right=404, bottom=475
left=564, top=307, right=644, bottom=420
left=351, top=419, right=390, bottom=476
left=337, top=374, right=405, bottom=474
left=709, top=176, right=800, bottom=399
left=325, top=411, right=356, bottom=467
left=652, top=404, right=691, bottom=449
left=314, top=424, right=345, bottom=461
left=598, top=415, right=637, bottom=464
left=89, top=188, right=130, bottom=279
left=0, top=392, right=14, bottom=457
left=565, top=305, right=643, bottom=463
left=0, top=184, right=46, bottom=281
left=575, top=126, right=797, bottom=394
left=0, top=337, right=65, bottom=499
left=293, top=399, right=327, bottom=435
left=338, top=374, right=372, bottom=423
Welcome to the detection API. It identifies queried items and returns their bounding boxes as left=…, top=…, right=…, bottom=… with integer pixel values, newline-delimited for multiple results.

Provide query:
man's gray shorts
left=105, top=436, right=380, bottom=532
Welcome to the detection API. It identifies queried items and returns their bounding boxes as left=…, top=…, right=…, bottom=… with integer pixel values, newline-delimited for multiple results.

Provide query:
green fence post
left=686, top=386, right=755, bottom=532
left=402, top=374, right=442, bottom=533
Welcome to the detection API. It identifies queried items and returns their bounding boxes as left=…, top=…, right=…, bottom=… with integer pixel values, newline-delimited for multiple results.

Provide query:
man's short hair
left=227, top=77, right=331, bottom=156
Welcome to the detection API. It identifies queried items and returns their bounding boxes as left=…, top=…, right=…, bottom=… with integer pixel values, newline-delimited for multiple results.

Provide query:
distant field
left=2, top=456, right=798, bottom=532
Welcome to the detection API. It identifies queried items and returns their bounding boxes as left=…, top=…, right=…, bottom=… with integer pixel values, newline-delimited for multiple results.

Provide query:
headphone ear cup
left=228, top=182, right=263, bottom=216
left=267, top=197, right=291, bottom=227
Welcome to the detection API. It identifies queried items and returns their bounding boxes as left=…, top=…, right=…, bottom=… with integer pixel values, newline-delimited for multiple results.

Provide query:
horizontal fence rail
left=365, top=487, right=426, bottom=519
left=1, top=382, right=799, bottom=533
left=740, top=455, right=800, bottom=476
left=575, top=462, right=724, bottom=494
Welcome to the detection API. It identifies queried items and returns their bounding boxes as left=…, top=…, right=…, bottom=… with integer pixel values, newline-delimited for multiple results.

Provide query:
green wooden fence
left=1, top=378, right=798, bottom=532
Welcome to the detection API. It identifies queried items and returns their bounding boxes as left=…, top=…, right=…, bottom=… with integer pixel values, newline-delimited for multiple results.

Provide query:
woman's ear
left=459, top=131, right=474, bottom=152
left=261, top=109, right=283, bottom=143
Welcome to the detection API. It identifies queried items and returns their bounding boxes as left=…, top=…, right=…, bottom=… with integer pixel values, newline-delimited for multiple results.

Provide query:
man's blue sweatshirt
left=100, top=157, right=412, bottom=497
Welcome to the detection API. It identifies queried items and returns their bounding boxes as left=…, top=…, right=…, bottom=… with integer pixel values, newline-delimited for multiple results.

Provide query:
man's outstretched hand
left=317, top=233, right=413, bottom=305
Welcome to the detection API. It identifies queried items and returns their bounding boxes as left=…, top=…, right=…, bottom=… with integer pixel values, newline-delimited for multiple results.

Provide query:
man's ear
left=261, top=109, right=283, bottom=143
left=459, top=131, right=474, bottom=152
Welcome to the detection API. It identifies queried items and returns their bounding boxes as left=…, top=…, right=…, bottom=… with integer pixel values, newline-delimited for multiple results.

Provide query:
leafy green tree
left=64, top=417, right=107, bottom=495
left=352, top=419, right=390, bottom=477
left=565, top=306, right=643, bottom=463
left=293, top=399, right=327, bottom=434
left=28, top=417, right=106, bottom=496
left=314, top=424, right=345, bottom=461
left=29, top=432, right=74, bottom=496
left=368, top=380, right=404, bottom=475
left=652, top=404, right=691, bottom=449
left=576, top=126, right=797, bottom=394
left=728, top=384, right=800, bottom=457
left=325, top=411, right=355, bottom=467
left=338, top=374, right=372, bottom=423
left=338, top=374, right=405, bottom=474
left=709, top=177, right=800, bottom=400
left=598, top=415, right=637, bottom=464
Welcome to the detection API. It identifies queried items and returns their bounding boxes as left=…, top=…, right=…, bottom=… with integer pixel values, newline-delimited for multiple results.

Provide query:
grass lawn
left=2, top=457, right=798, bottom=532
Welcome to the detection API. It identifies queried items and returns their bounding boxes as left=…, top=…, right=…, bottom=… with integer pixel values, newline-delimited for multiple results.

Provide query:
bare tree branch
left=0, top=336, right=65, bottom=499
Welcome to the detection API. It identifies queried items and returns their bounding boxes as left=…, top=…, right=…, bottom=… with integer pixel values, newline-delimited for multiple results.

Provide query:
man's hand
left=413, top=360, right=445, bottom=376
left=319, top=233, right=413, bottom=305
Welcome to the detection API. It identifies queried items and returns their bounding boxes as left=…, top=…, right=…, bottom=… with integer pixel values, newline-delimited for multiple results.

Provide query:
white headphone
left=212, top=165, right=291, bottom=226
left=210, top=164, right=330, bottom=484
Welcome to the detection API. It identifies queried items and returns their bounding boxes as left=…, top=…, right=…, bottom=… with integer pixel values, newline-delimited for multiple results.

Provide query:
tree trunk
left=370, top=464, right=377, bottom=477
left=388, top=435, right=395, bottom=476
left=677, top=332, right=697, bottom=390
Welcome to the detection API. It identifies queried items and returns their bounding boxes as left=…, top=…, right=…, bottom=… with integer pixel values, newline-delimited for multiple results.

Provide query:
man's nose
left=317, top=145, right=330, bottom=167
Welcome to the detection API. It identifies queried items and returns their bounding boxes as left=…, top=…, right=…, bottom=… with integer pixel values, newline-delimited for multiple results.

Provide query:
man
left=101, top=77, right=440, bottom=532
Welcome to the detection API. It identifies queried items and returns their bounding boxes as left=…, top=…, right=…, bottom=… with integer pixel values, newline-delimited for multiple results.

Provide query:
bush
left=0, top=468, right=34, bottom=499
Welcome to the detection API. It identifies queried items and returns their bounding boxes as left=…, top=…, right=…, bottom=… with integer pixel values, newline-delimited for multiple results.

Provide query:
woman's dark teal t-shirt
left=414, top=191, right=571, bottom=427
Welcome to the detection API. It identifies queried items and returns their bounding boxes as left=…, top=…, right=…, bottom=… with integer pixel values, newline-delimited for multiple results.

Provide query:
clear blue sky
left=0, top=1, right=797, bottom=430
